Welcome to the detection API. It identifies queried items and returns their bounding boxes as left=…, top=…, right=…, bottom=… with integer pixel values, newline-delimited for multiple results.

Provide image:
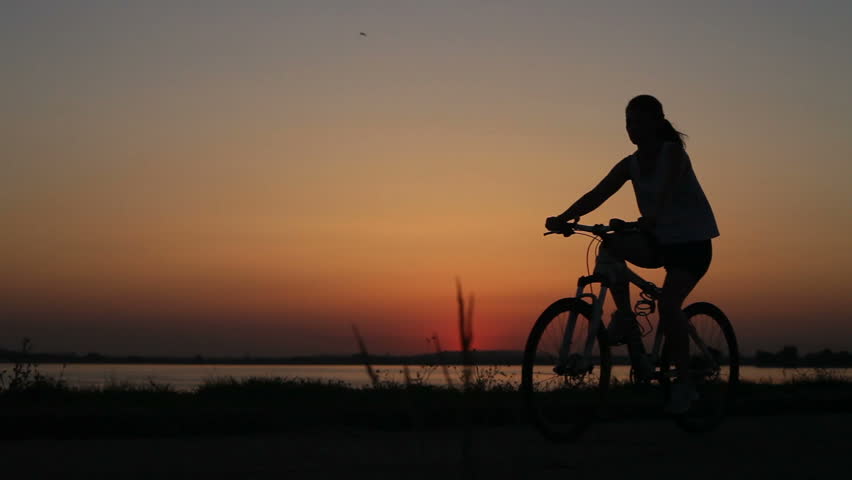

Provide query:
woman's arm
left=555, top=157, right=631, bottom=221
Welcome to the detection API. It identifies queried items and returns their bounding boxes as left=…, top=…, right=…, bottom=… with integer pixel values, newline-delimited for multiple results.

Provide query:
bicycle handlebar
left=543, top=218, right=640, bottom=237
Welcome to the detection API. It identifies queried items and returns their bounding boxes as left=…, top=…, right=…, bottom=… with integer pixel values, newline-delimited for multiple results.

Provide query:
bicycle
left=521, top=219, right=739, bottom=442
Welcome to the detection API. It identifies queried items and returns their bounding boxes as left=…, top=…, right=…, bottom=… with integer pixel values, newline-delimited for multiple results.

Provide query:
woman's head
left=625, top=95, right=686, bottom=149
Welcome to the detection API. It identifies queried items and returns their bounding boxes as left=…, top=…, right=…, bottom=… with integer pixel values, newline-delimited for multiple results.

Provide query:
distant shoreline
left=2, top=349, right=852, bottom=368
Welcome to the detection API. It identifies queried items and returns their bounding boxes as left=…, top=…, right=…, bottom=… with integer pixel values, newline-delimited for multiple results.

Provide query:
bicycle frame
left=528, top=222, right=738, bottom=438
left=558, top=243, right=720, bottom=376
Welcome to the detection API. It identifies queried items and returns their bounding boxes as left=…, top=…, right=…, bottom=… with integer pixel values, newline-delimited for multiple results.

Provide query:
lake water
left=2, top=363, right=848, bottom=392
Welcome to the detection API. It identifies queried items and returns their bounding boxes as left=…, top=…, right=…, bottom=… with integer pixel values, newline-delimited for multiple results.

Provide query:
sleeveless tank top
left=628, top=143, right=720, bottom=245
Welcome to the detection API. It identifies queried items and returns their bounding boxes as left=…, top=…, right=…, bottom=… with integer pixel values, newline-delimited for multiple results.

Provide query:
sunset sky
left=3, top=1, right=851, bottom=357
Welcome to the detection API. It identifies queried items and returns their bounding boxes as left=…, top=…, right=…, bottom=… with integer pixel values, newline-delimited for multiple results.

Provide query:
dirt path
left=2, top=414, right=849, bottom=479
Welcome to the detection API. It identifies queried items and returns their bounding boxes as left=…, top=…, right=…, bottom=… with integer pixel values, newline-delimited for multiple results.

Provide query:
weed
left=0, top=338, right=65, bottom=393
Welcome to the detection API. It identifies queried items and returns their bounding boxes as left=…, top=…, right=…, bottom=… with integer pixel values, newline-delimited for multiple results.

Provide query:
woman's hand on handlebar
left=545, top=216, right=563, bottom=232
left=545, top=215, right=578, bottom=235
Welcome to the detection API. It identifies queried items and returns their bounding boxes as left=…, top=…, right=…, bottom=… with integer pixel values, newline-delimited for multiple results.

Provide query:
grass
left=1, top=376, right=850, bottom=441
left=2, top=345, right=851, bottom=439
left=3, top=293, right=851, bottom=440
left=2, top=349, right=851, bottom=439
left=1, top=364, right=850, bottom=405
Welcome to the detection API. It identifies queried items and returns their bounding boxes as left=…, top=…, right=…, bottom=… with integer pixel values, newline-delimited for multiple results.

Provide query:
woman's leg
left=601, top=232, right=663, bottom=314
left=659, top=267, right=703, bottom=381
left=600, top=233, right=663, bottom=377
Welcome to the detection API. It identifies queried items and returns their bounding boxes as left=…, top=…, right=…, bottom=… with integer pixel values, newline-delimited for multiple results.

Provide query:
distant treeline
left=0, top=349, right=524, bottom=366
left=1, top=346, right=851, bottom=367
left=753, top=346, right=852, bottom=367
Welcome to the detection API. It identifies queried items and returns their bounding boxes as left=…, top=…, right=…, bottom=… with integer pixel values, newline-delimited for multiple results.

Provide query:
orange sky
left=2, top=2, right=851, bottom=356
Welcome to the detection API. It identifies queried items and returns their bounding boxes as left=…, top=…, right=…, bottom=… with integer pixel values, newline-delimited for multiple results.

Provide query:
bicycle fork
left=556, top=282, right=609, bottom=376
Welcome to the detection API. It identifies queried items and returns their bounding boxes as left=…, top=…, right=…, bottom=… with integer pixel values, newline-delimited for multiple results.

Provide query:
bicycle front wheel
left=662, top=301, right=739, bottom=432
left=521, top=298, right=612, bottom=442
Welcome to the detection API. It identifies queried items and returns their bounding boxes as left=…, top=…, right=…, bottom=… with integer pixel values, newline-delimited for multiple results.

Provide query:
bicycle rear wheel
left=661, top=302, right=739, bottom=432
left=521, top=298, right=611, bottom=442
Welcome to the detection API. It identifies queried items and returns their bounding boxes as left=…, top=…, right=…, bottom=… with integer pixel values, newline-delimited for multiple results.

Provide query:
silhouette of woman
left=545, top=94, right=719, bottom=413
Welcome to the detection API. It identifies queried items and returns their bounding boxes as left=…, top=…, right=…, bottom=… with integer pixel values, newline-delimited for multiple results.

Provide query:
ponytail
left=627, top=94, right=688, bottom=149
left=659, top=118, right=687, bottom=150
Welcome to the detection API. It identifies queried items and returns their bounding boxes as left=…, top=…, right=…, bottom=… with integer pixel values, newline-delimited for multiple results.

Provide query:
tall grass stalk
left=431, top=334, right=455, bottom=389
left=456, top=278, right=476, bottom=479
left=403, top=364, right=412, bottom=386
left=457, top=278, right=475, bottom=390
left=352, top=324, right=379, bottom=387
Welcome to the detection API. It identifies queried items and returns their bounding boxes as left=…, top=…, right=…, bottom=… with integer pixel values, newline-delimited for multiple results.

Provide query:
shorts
left=658, top=237, right=713, bottom=279
left=602, top=231, right=713, bottom=279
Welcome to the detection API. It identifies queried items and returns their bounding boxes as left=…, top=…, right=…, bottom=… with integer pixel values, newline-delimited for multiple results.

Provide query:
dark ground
left=1, top=413, right=849, bottom=479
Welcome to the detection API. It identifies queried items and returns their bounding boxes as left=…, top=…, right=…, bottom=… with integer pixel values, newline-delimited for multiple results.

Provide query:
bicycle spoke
left=522, top=299, right=611, bottom=441
left=687, top=313, right=730, bottom=381
left=667, top=304, right=739, bottom=434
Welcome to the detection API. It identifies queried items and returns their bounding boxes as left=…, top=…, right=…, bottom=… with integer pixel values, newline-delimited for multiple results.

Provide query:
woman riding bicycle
left=545, top=94, right=719, bottom=414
